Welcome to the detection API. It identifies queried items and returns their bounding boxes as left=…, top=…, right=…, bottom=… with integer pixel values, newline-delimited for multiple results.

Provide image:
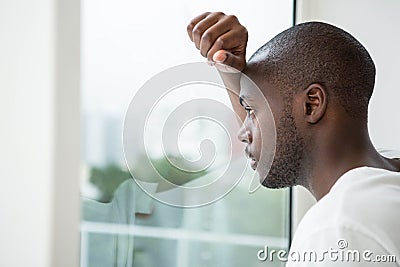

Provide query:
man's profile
left=187, top=12, right=400, bottom=266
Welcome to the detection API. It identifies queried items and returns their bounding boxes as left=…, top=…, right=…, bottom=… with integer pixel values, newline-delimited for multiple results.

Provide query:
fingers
left=213, top=51, right=244, bottom=73
left=206, top=27, right=247, bottom=62
left=186, top=12, right=212, bottom=42
left=213, top=50, right=228, bottom=62
left=191, top=12, right=226, bottom=50
left=193, top=18, right=220, bottom=50
left=187, top=12, right=232, bottom=51
left=187, top=12, right=248, bottom=71
left=199, top=15, right=237, bottom=57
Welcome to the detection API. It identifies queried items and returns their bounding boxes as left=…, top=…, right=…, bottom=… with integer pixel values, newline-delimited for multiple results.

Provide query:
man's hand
left=187, top=12, right=249, bottom=123
left=187, top=12, right=248, bottom=72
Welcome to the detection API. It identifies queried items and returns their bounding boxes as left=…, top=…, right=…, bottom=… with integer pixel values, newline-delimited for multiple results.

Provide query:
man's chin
left=261, top=178, right=286, bottom=189
left=254, top=168, right=276, bottom=188
left=259, top=172, right=295, bottom=189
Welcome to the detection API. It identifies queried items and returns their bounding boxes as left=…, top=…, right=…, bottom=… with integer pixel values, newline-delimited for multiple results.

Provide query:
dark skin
left=187, top=12, right=400, bottom=200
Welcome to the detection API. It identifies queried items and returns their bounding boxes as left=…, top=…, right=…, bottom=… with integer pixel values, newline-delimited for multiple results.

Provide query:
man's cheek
left=258, top=116, right=276, bottom=144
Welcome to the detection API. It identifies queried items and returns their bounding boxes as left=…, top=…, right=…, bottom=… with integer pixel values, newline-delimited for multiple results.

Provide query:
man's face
left=238, top=69, right=306, bottom=188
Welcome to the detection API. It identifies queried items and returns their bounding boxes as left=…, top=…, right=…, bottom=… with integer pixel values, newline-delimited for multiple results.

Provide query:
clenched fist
left=187, top=12, right=248, bottom=72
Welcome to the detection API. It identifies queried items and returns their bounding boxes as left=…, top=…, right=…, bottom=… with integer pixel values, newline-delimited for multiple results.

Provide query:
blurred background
left=80, top=1, right=292, bottom=266
left=1, top=0, right=399, bottom=266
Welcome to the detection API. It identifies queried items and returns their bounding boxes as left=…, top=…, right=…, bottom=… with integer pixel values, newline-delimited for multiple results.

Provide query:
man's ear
left=302, top=83, right=327, bottom=124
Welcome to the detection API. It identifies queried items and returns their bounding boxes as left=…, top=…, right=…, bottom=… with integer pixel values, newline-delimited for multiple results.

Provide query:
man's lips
left=245, top=148, right=258, bottom=170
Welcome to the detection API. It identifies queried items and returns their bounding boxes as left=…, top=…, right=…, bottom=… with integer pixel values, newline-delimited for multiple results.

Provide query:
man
left=187, top=12, right=400, bottom=266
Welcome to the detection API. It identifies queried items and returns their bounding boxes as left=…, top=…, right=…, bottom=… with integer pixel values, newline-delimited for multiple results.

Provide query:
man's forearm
left=218, top=70, right=246, bottom=124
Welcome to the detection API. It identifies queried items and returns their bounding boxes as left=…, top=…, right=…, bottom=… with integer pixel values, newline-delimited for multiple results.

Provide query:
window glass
left=81, top=1, right=293, bottom=266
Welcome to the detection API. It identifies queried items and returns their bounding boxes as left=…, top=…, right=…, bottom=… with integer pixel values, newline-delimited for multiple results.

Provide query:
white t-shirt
left=286, top=165, right=400, bottom=266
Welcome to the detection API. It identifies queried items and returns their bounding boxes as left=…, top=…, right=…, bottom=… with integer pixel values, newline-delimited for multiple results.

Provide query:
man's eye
left=245, top=106, right=255, bottom=116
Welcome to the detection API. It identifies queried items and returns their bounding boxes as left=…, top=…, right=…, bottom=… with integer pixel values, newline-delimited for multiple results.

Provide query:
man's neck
left=306, top=129, right=398, bottom=201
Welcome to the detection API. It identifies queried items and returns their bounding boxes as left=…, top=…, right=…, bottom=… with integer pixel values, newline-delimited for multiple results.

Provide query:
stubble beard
left=260, top=106, right=307, bottom=189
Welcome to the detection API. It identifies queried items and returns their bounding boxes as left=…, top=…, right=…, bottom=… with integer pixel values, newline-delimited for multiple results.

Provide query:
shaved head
left=249, top=21, right=376, bottom=120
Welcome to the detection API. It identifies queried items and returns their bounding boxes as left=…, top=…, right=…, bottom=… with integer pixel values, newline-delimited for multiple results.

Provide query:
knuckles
left=214, top=37, right=225, bottom=48
left=226, top=14, right=238, bottom=23
left=240, top=27, right=249, bottom=39
left=214, top=11, right=225, bottom=17
left=187, top=12, right=248, bottom=59
left=192, top=26, right=203, bottom=38
left=186, top=23, right=194, bottom=34
left=201, top=31, right=213, bottom=45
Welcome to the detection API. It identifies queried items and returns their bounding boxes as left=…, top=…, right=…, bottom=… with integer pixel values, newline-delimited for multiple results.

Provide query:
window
left=80, top=1, right=294, bottom=266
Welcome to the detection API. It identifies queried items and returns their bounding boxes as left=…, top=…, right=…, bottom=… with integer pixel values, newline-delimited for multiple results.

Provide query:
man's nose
left=237, top=122, right=252, bottom=143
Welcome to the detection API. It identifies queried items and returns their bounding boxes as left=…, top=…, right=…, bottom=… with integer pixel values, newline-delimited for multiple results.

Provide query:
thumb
left=213, top=50, right=245, bottom=73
